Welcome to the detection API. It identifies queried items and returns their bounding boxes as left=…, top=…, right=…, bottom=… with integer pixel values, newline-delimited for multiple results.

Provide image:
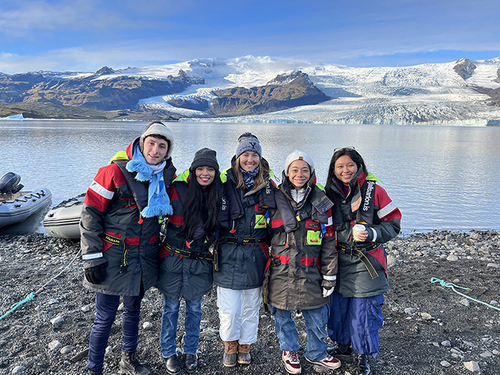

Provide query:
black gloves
left=84, top=262, right=108, bottom=284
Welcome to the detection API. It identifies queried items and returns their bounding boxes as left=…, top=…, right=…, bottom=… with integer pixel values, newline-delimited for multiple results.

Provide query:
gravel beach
left=1, top=230, right=499, bottom=375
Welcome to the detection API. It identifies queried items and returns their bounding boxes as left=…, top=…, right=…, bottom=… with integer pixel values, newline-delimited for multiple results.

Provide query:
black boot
left=184, top=353, right=198, bottom=373
left=119, top=351, right=150, bottom=375
left=164, top=354, right=181, bottom=374
left=327, top=343, right=354, bottom=363
left=358, top=354, right=371, bottom=375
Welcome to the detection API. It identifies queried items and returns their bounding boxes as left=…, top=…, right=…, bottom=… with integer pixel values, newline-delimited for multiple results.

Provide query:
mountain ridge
left=1, top=56, right=500, bottom=125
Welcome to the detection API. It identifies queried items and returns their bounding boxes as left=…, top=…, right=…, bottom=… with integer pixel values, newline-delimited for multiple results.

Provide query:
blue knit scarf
left=126, top=144, right=173, bottom=218
left=241, top=167, right=259, bottom=189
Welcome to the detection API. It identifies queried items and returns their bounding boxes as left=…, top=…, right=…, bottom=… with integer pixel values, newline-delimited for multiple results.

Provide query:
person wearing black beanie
left=158, top=148, right=225, bottom=374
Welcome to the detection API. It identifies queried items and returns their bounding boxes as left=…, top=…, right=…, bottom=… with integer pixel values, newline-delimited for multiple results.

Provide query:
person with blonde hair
left=214, top=132, right=276, bottom=368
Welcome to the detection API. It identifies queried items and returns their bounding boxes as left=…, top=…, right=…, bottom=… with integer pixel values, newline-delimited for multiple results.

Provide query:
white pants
left=217, top=286, right=262, bottom=344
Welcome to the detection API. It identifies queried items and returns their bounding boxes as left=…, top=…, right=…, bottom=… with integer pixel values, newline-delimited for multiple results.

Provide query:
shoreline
left=1, top=229, right=499, bottom=375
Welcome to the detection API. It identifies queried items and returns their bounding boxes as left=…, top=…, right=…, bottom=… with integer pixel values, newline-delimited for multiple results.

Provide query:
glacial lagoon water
left=1, top=119, right=499, bottom=235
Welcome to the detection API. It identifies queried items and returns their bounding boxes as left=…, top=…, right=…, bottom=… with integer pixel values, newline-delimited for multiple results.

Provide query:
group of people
left=80, top=121, right=402, bottom=375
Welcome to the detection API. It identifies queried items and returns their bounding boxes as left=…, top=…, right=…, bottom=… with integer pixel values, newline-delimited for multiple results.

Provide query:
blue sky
left=1, top=0, right=499, bottom=74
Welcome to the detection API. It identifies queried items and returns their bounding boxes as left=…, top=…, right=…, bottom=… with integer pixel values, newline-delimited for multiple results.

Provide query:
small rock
left=479, top=351, right=492, bottom=358
left=470, top=233, right=481, bottom=240
left=492, top=349, right=499, bottom=355
left=463, top=361, right=480, bottom=372
left=404, top=307, right=417, bottom=314
left=105, top=346, right=113, bottom=356
left=459, top=298, right=470, bottom=307
left=50, top=316, right=64, bottom=326
left=11, top=366, right=26, bottom=374
left=486, top=263, right=499, bottom=269
left=81, top=305, right=91, bottom=312
left=420, top=312, right=432, bottom=320
left=440, top=360, right=451, bottom=367
left=60, top=345, right=75, bottom=354
left=447, top=254, right=459, bottom=261
left=312, top=364, right=330, bottom=373
left=48, top=340, right=61, bottom=350
left=490, top=300, right=499, bottom=305
left=386, top=254, right=397, bottom=267
left=143, top=322, right=153, bottom=330
left=441, top=340, right=451, bottom=347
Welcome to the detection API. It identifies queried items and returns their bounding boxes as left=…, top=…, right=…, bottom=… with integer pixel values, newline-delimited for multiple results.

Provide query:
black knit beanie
left=190, top=148, right=219, bottom=172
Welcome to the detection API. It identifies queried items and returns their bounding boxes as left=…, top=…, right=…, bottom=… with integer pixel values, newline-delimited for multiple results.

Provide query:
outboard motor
left=0, top=172, right=24, bottom=194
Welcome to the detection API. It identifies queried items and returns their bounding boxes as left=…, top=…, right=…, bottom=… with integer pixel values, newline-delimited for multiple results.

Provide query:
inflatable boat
left=0, top=172, right=52, bottom=229
left=43, top=193, right=84, bottom=239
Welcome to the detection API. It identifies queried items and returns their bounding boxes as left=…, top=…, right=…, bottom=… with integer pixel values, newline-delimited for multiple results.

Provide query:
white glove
left=321, top=275, right=337, bottom=297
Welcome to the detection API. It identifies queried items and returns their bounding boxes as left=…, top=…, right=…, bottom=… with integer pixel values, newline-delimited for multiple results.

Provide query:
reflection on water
left=1, top=119, right=499, bottom=234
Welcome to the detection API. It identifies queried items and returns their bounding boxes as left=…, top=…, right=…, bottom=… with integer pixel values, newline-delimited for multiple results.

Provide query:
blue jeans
left=269, top=304, right=329, bottom=361
left=327, top=291, right=384, bottom=358
left=160, top=294, right=203, bottom=357
left=87, top=291, right=144, bottom=372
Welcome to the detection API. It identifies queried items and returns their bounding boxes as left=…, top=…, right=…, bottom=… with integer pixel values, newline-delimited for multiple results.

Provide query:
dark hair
left=326, top=148, right=368, bottom=187
left=143, top=134, right=170, bottom=148
left=181, top=170, right=224, bottom=240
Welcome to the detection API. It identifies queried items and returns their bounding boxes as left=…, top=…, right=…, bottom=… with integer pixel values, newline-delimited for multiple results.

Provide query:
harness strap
left=337, top=243, right=380, bottom=279
left=160, top=243, right=212, bottom=261
left=222, top=236, right=267, bottom=245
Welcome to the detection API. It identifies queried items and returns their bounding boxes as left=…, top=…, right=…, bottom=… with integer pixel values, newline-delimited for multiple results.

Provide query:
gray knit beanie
left=140, top=121, right=175, bottom=159
left=190, top=148, right=219, bottom=172
left=236, top=132, right=262, bottom=159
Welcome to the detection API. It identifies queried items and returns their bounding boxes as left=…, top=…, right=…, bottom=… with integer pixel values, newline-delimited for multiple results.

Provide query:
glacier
left=107, top=56, right=500, bottom=126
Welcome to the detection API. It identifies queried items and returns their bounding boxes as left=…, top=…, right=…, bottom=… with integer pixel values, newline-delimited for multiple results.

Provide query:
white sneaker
left=282, top=350, right=301, bottom=374
left=305, top=353, right=341, bottom=370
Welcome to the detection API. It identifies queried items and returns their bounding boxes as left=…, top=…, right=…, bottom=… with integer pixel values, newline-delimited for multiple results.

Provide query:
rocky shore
left=0, top=230, right=499, bottom=375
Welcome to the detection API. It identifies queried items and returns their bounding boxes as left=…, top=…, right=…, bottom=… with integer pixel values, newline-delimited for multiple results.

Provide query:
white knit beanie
left=140, top=121, right=175, bottom=159
left=284, top=151, right=314, bottom=176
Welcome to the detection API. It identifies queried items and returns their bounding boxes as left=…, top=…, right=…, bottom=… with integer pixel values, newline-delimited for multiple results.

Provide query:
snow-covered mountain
left=113, top=55, right=499, bottom=126
left=2, top=55, right=499, bottom=125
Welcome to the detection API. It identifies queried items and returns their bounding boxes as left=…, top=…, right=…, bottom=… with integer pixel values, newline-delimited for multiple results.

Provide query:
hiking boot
left=164, top=354, right=181, bottom=374
left=237, top=344, right=251, bottom=365
left=282, top=350, right=301, bottom=374
left=184, top=353, right=198, bottom=373
left=327, top=343, right=354, bottom=363
left=119, top=351, right=150, bottom=375
left=358, top=354, right=371, bottom=375
left=223, top=341, right=238, bottom=367
left=305, top=354, right=341, bottom=370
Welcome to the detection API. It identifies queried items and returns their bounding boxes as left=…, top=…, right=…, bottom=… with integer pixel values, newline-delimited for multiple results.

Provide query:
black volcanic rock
left=453, top=58, right=477, bottom=80
left=207, top=70, right=329, bottom=116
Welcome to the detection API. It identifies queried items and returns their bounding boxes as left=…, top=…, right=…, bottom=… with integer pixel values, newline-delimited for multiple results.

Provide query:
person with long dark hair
left=325, top=147, right=402, bottom=375
left=157, top=148, right=226, bottom=374
left=213, top=133, right=276, bottom=368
